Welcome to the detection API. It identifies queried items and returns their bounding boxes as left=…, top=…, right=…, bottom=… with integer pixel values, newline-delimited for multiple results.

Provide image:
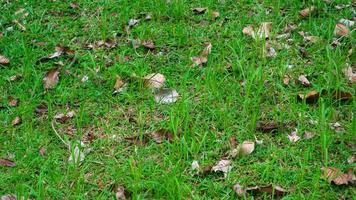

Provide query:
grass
left=1, top=0, right=355, bottom=199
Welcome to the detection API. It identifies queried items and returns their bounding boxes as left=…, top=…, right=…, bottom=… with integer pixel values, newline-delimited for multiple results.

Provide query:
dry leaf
left=257, top=22, right=272, bottom=39
left=245, top=185, right=287, bottom=197
left=142, top=40, right=155, bottom=49
left=288, top=130, right=300, bottom=142
left=339, top=19, right=354, bottom=28
left=38, top=46, right=74, bottom=63
left=192, top=7, right=207, bottom=14
left=201, top=43, right=212, bottom=57
left=144, top=73, right=165, bottom=89
left=191, top=56, right=208, bottom=67
left=211, top=159, right=231, bottom=177
left=12, top=116, right=21, bottom=126
left=8, top=96, right=18, bottom=107
left=332, top=90, right=353, bottom=101
left=151, top=129, right=174, bottom=144
left=283, top=75, right=291, bottom=85
left=128, top=18, right=139, bottom=27
left=0, top=194, right=17, bottom=200
left=343, top=67, right=356, bottom=83
left=154, top=88, right=179, bottom=104
left=256, top=121, right=279, bottom=133
left=131, top=38, right=141, bottom=49
left=81, top=75, right=89, bottom=83
left=0, top=55, right=10, bottom=65
left=334, top=23, right=350, bottom=37
left=347, top=155, right=355, bottom=164
left=233, top=183, right=246, bottom=196
left=266, top=46, right=277, bottom=58
left=70, top=2, right=79, bottom=9
left=39, top=147, right=46, bottom=156
left=229, top=136, right=238, bottom=148
left=43, top=68, right=60, bottom=89
left=321, top=167, right=351, bottom=185
left=9, top=74, right=22, bottom=81
left=298, top=90, right=319, bottom=103
left=298, top=74, right=310, bottom=86
left=191, top=160, right=200, bottom=171
left=113, top=76, right=125, bottom=94
left=0, top=158, right=16, bottom=167
left=124, top=134, right=150, bottom=145
left=303, top=131, right=314, bottom=139
left=212, top=11, right=220, bottom=19
left=115, top=185, right=127, bottom=200
left=299, top=6, right=316, bottom=18
left=237, top=141, right=255, bottom=156
left=242, top=25, right=255, bottom=39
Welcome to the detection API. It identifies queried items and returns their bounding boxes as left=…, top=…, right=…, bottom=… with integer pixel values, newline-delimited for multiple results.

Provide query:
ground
left=0, top=0, right=355, bottom=199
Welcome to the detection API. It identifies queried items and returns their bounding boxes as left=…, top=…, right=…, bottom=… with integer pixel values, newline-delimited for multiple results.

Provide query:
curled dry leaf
left=142, top=40, right=155, bottom=49
left=0, top=194, right=17, bottom=200
left=39, top=147, right=46, bottom=156
left=154, top=88, right=179, bottom=104
left=115, top=185, right=129, bottom=200
left=242, top=25, right=255, bottom=39
left=0, top=158, right=16, bottom=167
left=332, top=90, right=353, bottom=101
left=233, top=183, right=246, bottom=196
left=8, top=96, right=18, bottom=107
left=12, top=116, right=21, bottom=126
left=151, top=129, right=174, bottom=144
left=321, top=167, right=354, bottom=185
left=35, top=104, right=48, bottom=115
left=0, top=55, right=10, bottom=65
left=288, top=130, right=300, bottom=142
left=43, top=68, right=60, bottom=89
left=144, top=73, right=165, bottom=89
left=334, top=23, right=350, bottom=37
left=299, top=6, right=316, bottom=18
left=237, top=141, right=255, bottom=156
left=191, top=56, right=207, bottom=67
left=192, top=7, right=207, bottom=14
left=113, top=76, right=125, bottom=94
left=54, top=110, right=75, bottom=123
left=212, top=11, right=220, bottom=19
left=211, top=159, right=231, bottom=177
left=283, top=75, right=291, bottom=86
left=245, top=185, right=288, bottom=196
left=298, top=74, right=310, bottom=87
left=343, top=67, right=356, bottom=83
left=38, top=46, right=74, bottom=63
left=347, top=155, right=355, bottom=164
left=298, top=90, right=319, bottom=103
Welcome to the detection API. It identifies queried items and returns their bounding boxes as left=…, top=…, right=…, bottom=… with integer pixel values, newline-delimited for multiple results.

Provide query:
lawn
left=0, top=0, right=355, bottom=199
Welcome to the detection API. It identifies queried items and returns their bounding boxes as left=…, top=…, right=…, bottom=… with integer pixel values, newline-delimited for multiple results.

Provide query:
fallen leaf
left=212, top=11, right=220, bottom=19
left=298, top=74, right=310, bottom=86
left=12, top=116, right=21, bottom=126
left=144, top=73, right=165, bottom=89
left=288, top=130, right=300, bottom=142
left=321, top=167, right=351, bottom=185
left=191, top=160, right=200, bottom=171
left=113, top=76, right=125, bottom=94
left=229, top=136, right=238, bottom=148
left=257, top=22, right=272, bottom=39
left=347, top=155, right=355, bottom=164
left=266, top=46, right=277, bottom=58
left=201, top=43, right=212, bottom=57
left=0, top=194, right=17, bottom=200
left=43, top=68, right=60, bottom=89
left=35, top=104, right=48, bottom=115
left=237, top=141, right=255, bottom=156
left=70, top=2, right=79, bottom=9
left=211, top=159, right=231, bottom=177
left=142, top=40, right=155, bottom=49
left=343, top=67, right=356, bottom=83
left=283, top=75, right=291, bottom=86
left=124, top=134, right=150, bottom=145
left=192, top=7, right=207, bottom=14
left=0, top=55, right=10, bottom=65
left=54, top=110, right=75, bottom=123
left=245, top=185, right=287, bottom=197
left=38, top=46, right=74, bottom=63
left=339, top=19, right=354, bottom=28
left=0, top=158, right=16, bottom=167
left=332, top=90, right=353, bottom=101
left=115, top=185, right=128, bottom=200
left=334, top=23, right=350, bottom=37
left=131, top=38, right=141, bottom=49
left=151, top=129, right=174, bottom=144
left=298, top=90, right=319, bottom=103
left=128, top=18, right=139, bottom=27
left=9, top=74, right=22, bottom=81
left=233, top=183, right=246, bottom=196
left=154, top=88, right=179, bottom=104
left=8, top=96, right=18, bottom=107
left=299, top=6, right=316, bottom=18
left=303, top=131, right=314, bottom=139
left=191, top=56, right=208, bottom=67
left=329, top=122, right=344, bottom=133
left=242, top=25, right=255, bottom=39
left=39, top=147, right=46, bottom=156
left=13, top=20, right=26, bottom=31
left=256, top=121, right=279, bottom=133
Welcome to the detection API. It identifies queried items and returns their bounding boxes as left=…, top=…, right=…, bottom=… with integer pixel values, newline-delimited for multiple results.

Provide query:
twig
left=51, top=121, right=70, bottom=147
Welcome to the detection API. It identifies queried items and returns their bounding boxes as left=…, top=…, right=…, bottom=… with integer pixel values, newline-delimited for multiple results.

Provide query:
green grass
left=1, top=0, right=355, bottom=199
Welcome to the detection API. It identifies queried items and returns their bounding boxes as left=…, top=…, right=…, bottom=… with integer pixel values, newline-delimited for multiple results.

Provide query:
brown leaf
left=343, top=67, right=356, bottom=83
left=212, top=11, right=220, bottom=19
left=38, top=46, right=74, bottom=63
left=192, top=7, right=207, bottom=14
left=12, top=116, right=21, bottom=126
left=283, top=75, right=291, bottom=86
left=43, top=68, right=60, bottom=89
left=35, top=104, right=48, bottom=115
left=70, top=2, right=79, bottom=9
left=229, top=136, right=237, bottom=148
left=298, top=74, right=310, bottom=87
left=151, top=129, right=174, bottom=144
left=144, top=73, right=165, bottom=89
left=332, top=90, right=353, bottom=101
left=0, top=194, right=17, bottom=200
left=201, top=43, right=212, bottom=57
left=211, top=159, right=231, bottom=177
left=245, top=185, right=287, bottom=197
left=0, top=158, right=16, bottom=167
left=0, top=54, right=10, bottom=65
left=334, top=23, right=350, bottom=37
left=299, top=6, right=316, bottom=18
left=321, top=167, right=351, bottom=185
left=347, top=155, right=355, bottom=164
left=298, top=90, right=319, bottom=103
left=124, top=134, right=150, bottom=145
left=39, top=147, right=46, bottom=156
left=303, top=131, right=314, bottom=139
left=115, top=185, right=131, bottom=199
left=237, top=141, right=255, bottom=156
left=142, top=40, right=155, bottom=49
left=191, top=56, right=207, bottom=67
left=256, top=121, right=279, bottom=133
left=257, top=22, right=272, bottom=39
left=113, top=76, right=125, bottom=94
left=242, top=25, right=255, bottom=38
left=288, top=130, right=300, bottom=142
left=8, top=96, right=18, bottom=107
left=154, top=88, right=179, bottom=104
left=233, top=183, right=246, bottom=196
